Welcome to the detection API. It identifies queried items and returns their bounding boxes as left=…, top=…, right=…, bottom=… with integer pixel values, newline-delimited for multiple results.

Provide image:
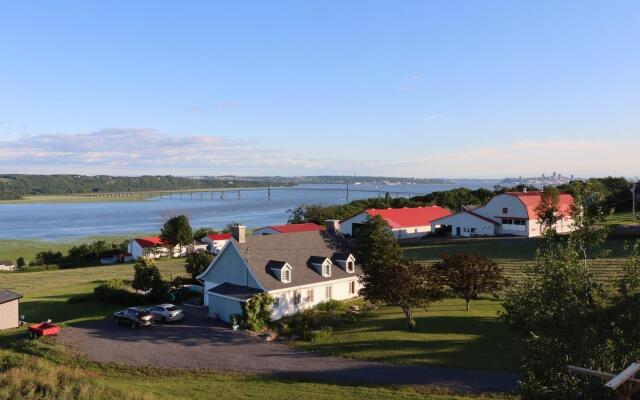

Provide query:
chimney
left=231, top=224, right=246, bottom=243
left=523, top=188, right=527, bottom=193
left=324, top=219, right=340, bottom=234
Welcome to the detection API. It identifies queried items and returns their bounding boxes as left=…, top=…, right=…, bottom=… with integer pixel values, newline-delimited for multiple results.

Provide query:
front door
left=456, top=227, right=461, bottom=236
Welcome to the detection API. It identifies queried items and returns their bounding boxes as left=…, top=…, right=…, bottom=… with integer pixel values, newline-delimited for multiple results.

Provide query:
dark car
left=113, top=307, right=153, bottom=328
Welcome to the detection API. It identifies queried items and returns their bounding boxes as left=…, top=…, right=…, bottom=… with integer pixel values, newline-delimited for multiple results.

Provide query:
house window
left=322, top=263, right=331, bottom=277
left=349, top=281, right=356, bottom=295
left=502, top=207, right=508, bottom=214
left=325, top=285, right=332, bottom=299
left=306, top=289, right=314, bottom=303
left=346, top=261, right=354, bottom=273
left=273, top=296, right=280, bottom=308
left=293, top=291, right=302, bottom=305
left=282, top=269, right=290, bottom=283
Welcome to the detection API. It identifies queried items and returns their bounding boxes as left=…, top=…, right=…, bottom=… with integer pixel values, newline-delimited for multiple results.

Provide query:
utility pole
left=633, top=182, right=637, bottom=222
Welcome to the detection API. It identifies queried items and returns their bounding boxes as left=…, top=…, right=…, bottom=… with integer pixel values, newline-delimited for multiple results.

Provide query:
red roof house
left=253, top=223, right=325, bottom=235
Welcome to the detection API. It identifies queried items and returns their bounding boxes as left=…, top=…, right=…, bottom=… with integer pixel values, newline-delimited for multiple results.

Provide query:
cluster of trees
left=355, top=215, right=503, bottom=329
left=0, top=174, right=281, bottom=199
left=501, top=183, right=640, bottom=399
left=30, top=240, right=127, bottom=269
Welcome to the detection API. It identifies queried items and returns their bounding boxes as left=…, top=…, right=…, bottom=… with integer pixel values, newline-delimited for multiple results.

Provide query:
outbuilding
left=431, top=210, right=498, bottom=237
left=0, top=289, right=22, bottom=330
left=0, top=260, right=15, bottom=272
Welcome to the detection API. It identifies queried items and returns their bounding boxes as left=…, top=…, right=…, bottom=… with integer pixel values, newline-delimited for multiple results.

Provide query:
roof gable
left=506, top=192, right=574, bottom=219
left=0, top=289, right=22, bottom=305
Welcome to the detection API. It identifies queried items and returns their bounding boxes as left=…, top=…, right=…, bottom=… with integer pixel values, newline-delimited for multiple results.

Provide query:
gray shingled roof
left=0, top=260, right=14, bottom=266
left=236, top=231, right=361, bottom=291
left=0, top=289, right=22, bottom=305
left=209, top=282, right=263, bottom=301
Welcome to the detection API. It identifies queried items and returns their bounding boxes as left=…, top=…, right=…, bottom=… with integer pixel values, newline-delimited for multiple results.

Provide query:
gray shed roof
left=235, top=231, right=361, bottom=291
left=0, top=260, right=14, bottom=266
left=0, top=289, right=22, bottom=305
left=209, top=282, right=263, bottom=301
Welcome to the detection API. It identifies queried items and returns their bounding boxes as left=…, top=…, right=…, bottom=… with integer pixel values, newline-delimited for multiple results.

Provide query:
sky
left=0, top=1, right=638, bottom=178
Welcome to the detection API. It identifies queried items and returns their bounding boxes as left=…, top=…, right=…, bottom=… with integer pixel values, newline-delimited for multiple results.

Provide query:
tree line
left=287, top=176, right=636, bottom=225
left=0, top=174, right=283, bottom=200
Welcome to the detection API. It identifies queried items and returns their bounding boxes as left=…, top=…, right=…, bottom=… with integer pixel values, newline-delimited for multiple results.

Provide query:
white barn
left=199, top=233, right=232, bottom=254
left=432, top=191, right=574, bottom=238
left=197, top=226, right=361, bottom=323
left=340, top=206, right=452, bottom=240
left=128, top=237, right=207, bottom=260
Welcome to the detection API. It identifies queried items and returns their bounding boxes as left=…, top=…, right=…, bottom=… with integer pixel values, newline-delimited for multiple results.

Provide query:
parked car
left=113, top=307, right=153, bottom=328
left=147, top=304, right=184, bottom=323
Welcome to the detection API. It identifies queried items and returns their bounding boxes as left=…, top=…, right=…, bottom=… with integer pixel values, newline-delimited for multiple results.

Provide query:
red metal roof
left=365, top=206, right=452, bottom=229
left=206, top=233, right=232, bottom=241
left=506, top=192, right=574, bottom=219
left=135, top=237, right=170, bottom=248
left=269, top=223, right=325, bottom=233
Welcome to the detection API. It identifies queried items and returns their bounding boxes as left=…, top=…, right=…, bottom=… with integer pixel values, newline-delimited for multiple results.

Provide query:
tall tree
left=567, top=181, right=611, bottom=266
left=435, top=253, right=503, bottom=311
left=534, top=187, right=560, bottom=234
left=355, top=216, right=442, bottom=329
left=160, top=215, right=193, bottom=256
left=193, top=227, right=216, bottom=241
left=184, top=252, right=213, bottom=280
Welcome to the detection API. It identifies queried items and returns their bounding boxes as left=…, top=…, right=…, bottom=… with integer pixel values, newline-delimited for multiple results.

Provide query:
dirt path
left=59, top=308, right=516, bottom=393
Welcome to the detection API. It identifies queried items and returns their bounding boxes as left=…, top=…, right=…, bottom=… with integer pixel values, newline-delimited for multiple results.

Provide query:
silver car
left=147, top=304, right=184, bottom=323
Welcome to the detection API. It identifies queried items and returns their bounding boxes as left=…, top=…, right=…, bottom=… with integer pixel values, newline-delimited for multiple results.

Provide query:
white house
left=199, top=233, right=232, bottom=254
left=0, top=260, right=16, bottom=272
left=340, top=206, right=452, bottom=240
left=128, top=237, right=207, bottom=260
left=0, top=289, right=22, bottom=330
left=197, top=225, right=362, bottom=323
left=253, top=223, right=325, bottom=236
left=431, top=191, right=574, bottom=238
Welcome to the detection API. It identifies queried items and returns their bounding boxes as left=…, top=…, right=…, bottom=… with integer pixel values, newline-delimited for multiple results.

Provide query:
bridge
left=78, top=185, right=432, bottom=201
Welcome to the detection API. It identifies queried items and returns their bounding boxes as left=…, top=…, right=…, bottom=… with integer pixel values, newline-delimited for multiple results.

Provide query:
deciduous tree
left=184, top=252, right=213, bottom=280
left=160, top=215, right=193, bottom=256
left=435, top=253, right=503, bottom=311
left=534, top=187, right=560, bottom=234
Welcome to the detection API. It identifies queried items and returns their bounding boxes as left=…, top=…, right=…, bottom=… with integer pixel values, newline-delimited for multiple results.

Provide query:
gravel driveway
left=59, top=306, right=516, bottom=393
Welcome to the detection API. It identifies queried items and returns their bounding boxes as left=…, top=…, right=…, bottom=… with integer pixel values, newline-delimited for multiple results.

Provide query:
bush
left=241, top=293, right=274, bottom=332
left=93, top=280, right=146, bottom=305
left=16, top=264, right=59, bottom=273
left=315, top=299, right=345, bottom=313
left=304, top=326, right=333, bottom=343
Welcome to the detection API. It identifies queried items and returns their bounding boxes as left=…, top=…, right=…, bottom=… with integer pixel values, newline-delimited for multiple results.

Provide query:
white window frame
left=293, top=290, right=302, bottom=305
left=349, top=280, right=356, bottom=295
left=346, top=260, right=354, bottom=273
left=281, top=267, right=291, bottom=283
left=306, top=288, right=314, bottom=303
left=325, top=285, right=332, bottom=299
left=322, top=260, right=331, bottom=277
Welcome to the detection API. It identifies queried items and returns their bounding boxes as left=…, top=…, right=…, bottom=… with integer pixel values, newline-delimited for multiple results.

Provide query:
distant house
left=0, top=289, right=22, bottom=330
left=339, top=206, right=452, bottom=240
left=431, top=191, right=574, bottom=238
left=200, top=233, right=232, bottom=254
left=0, top=260, right=15, bottom=272
left=197, top=225, right=361, bottom=323
left=128, top=237, right=207, bottom=260
left=253, top=223, right=325, bottom=236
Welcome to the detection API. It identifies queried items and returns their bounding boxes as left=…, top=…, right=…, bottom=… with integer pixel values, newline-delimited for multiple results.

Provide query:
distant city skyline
left=0, top=1, right=638, bottom=178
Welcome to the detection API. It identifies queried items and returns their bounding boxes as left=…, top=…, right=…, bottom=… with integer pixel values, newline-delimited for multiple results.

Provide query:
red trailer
left=28, top=322, right=61, bottom=338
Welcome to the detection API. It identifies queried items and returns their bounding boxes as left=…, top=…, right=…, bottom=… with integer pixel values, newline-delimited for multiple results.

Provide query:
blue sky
left=0, top=1, right=638, bottom=178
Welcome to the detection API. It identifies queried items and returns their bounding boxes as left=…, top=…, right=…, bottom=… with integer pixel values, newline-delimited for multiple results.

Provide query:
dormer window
left=282, top=268, right=291, bottom=283
left=268, top=260, right=292, bottom=283
left=346, top=260, right=354, bottom=273
left=322, top=262, right=331, bottom=277
left=335, top=254, right=356, bottom=273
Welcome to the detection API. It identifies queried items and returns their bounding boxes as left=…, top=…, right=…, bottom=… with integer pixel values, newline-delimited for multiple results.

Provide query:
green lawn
left=609, top=211, right=640, bottom=225
left=296, top=298, right=516, bottom=371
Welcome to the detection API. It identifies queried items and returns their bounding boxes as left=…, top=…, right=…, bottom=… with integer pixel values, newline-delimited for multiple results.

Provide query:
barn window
left=502, top=207, right=508, bottom=214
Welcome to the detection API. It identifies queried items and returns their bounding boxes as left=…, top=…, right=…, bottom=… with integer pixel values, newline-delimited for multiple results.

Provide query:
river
left=0, top=181, right=497, bottom=240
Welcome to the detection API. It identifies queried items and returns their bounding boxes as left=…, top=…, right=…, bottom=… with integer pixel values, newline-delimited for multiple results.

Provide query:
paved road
left=59, top=307, right=516, bottom=393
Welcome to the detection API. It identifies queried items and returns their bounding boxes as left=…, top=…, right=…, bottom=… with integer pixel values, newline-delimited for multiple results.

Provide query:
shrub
left=315, top=299, right=345, bottom=313
left=241, top=293, right=274, bottom=332
left=93, top=280, right=145, bottom=305
left=304, top=326, right=333, bottom=343
left=16, top=264, right=59, bottom=273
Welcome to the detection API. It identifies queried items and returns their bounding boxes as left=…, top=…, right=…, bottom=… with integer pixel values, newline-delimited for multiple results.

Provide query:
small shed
left=0, top=289, right=22, bottom=330
left=0, top=260, right=15, bottom=272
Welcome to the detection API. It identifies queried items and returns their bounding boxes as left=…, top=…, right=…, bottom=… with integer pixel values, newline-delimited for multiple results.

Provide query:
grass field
left=0, top=235, right=152, bottom=263
left=296, top=298, right=516, bottom=371
left=609, top=210, right=640, bottom=225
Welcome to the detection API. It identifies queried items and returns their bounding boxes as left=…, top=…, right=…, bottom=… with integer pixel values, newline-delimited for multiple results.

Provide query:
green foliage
left=356, top=216, right=443, bottom=329
left=184, top=252, right=213, bottom=280
left=193, top=227, right=216, bottom=241
left=94, top=279, right=146, bottom=305
left=618, top=240, right=640, bottom=296
left=160, top=215, right=194, bottom=248
left=435, top=253, right=503, bottom=310
left=241, top=293, right=275, bottom=332
left=0, top=173, right=279, bottom=198
left=16, top=257, right=25, bottom=268
left=534, top=187, right=560, bottom=233
left=32, top=250, right=63, bottom=266
left=568, top=181, right=611, bottom=264
left=314, top=299, right=345, bottom=313
left=132, top=258, right=162, bottom=293
left=16, top=264, right=60, bottom=273
left=306, top=326, right=333, bottom=344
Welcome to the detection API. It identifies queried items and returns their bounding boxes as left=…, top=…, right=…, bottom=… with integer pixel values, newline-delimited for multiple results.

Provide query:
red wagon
left=28, top=322, right=61, bottom=338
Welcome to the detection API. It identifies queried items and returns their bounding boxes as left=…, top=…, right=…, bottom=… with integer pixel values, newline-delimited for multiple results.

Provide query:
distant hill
left=0, top=174, right=281, bottom=200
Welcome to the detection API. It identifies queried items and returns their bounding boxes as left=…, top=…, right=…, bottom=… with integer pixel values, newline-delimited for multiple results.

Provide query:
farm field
left=608, top=210, right=639, bottom=225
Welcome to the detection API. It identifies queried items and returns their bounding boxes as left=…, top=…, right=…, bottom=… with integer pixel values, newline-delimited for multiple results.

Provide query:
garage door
left=208, top=294, right=243, bottom=323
